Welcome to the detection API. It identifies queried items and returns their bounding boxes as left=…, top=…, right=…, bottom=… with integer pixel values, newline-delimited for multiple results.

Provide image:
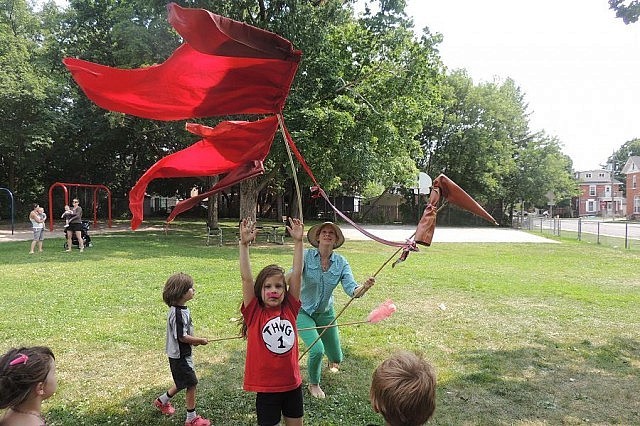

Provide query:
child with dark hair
left=0, top=346, right=57, bottom=426
left=239, top=217, right=304, bottom=426
left=154, top=272, right=210, bottom=426
left=369, top=351, right=437, bottom=426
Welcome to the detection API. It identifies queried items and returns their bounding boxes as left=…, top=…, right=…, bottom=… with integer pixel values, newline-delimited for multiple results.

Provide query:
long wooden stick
left=278, top=114, right=303, bottom=223
left=206, top=320, right=371, bottom=343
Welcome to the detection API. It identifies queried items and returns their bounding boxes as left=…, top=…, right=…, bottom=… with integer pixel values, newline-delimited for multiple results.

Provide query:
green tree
left=609, top=0, right=640, bottom=24
left=505, top=132, right=579, bottom=218
left=608, top=137, right=640, bottom=183
left=185, top=0, right=446, bottom=220
left=419, top=72, right=528, bottom=220
left=272, top=0, right=445, bottom=219
left=0, top=0, right=61, bottom=209
left=43, top=0, right=189, bottom=207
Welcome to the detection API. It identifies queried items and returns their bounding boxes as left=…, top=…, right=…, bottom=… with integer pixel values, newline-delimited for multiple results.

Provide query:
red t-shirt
left=241, top=293, right=302, bottom=392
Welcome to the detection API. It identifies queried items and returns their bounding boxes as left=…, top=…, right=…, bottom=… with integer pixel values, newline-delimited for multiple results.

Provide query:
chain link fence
left=517, top=217, right=640, bottom=250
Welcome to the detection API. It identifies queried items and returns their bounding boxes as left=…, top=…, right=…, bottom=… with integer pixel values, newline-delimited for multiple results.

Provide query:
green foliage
left=609, top=0, right=640, bottom=24
left=419, top=71, right=578, bottom=222
left=0, top=0, right=62, bottom=205
left=610, top=137, right=640, bottom=182
left=505, top=132, right=579, bottom=213
left=0, top=225, right=639, bottom=424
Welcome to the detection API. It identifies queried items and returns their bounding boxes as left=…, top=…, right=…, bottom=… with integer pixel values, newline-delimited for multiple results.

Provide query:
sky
left=404, top=0, right=640, bottom=171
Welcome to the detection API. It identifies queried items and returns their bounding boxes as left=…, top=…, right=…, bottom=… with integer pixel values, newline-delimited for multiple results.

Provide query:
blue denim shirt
left=300, top=248, right=359, bottom=315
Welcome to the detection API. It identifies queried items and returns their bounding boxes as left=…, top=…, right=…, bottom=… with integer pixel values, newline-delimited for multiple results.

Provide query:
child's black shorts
left=256, top=385, right=303, bottom=426
left=169, top=356, right=198, bottom=390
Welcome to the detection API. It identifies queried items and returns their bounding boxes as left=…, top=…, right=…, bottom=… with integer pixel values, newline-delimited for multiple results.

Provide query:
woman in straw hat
left=296, top=222, right=375, bottom=399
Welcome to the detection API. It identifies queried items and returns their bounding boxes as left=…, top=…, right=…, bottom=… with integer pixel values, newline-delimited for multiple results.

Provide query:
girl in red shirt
left=239, top=217, right=304, bottom=426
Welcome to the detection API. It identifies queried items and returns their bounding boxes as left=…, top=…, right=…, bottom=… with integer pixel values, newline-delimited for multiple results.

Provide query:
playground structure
left=0, top=187, right=15, bottom=235
left=48, top=182, right=113, bottom=231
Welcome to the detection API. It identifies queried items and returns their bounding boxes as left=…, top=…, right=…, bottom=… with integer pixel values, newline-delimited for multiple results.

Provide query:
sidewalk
left=339, top=224, right=558, bottom=243
left=0, top=223, right=134, bottom=243
left=1, top=223, right=557, bottom=244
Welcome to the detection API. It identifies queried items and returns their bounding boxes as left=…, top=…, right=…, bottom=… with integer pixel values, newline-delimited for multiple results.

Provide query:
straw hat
left=307, top=222, right=345, bottom=249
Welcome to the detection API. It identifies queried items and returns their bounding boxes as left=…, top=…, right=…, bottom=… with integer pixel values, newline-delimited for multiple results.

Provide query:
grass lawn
left=1, top=221, right=639, bottom=425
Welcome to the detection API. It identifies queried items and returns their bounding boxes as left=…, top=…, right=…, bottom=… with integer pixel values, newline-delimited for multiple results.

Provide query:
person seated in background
left=369, top=350, right=437, bottom=426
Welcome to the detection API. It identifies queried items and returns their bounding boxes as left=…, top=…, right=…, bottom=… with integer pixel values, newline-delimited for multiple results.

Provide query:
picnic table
left=258, top=225, right=285, bottom=244
left=231, top=224, right=286, bottom=245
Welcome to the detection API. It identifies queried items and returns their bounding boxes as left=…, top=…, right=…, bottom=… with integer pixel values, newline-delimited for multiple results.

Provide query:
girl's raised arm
left=286, top=218, right=304, bottom=300
left=239, top=218, right=257, bottom=307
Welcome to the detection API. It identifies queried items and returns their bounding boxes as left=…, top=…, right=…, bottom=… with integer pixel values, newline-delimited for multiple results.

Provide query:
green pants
left=297, top=307, right=344, bottom=385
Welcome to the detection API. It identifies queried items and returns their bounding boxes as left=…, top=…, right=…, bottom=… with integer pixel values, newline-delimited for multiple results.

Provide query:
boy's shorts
left=32, top=228, right=44, bottom=241
left=169, top=356, right=198, bottom=390
left=256, top=385, right=303, bottom=426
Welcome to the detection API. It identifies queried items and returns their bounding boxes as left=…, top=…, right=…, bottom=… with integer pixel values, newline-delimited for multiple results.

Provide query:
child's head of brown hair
left=240, top=264, right=286, bottom=337
left=162, top=272, right=194, bottom=306
left=0, top=346, right=55, bottom=409
left=253, top=264, right=286, bottom=305
left=370, top=350, right=436, bottom=426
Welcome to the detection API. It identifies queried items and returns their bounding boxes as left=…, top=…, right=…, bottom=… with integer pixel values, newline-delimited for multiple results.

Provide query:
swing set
left=47, top=182, right=112, bottom=231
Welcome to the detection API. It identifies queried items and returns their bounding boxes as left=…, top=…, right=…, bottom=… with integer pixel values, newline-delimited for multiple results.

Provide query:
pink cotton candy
left=367, top=300, right=397, bottom=323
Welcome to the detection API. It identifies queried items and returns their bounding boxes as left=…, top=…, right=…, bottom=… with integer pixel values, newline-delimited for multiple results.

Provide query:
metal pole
left=625, top=222, right=629, bottom=249
left=578, top=218, right=582, bottom=241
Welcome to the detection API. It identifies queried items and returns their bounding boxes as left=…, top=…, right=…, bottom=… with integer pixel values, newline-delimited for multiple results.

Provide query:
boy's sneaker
left=154, top=399, right=175, bottom=416
left=185, top=416, right=211, bottom=426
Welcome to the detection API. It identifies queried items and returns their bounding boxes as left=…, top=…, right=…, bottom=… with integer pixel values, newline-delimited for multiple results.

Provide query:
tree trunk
left=206, top=176, right=219, bottom=227
left=240, top=176, right=259, bottom=221
left=276, top=192, right=284, bottom=222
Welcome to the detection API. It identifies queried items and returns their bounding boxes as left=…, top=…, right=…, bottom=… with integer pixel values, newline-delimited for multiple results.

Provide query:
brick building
left=621, top=156, right=640, bottom=219
left=573, top=169, right=624, bottom=217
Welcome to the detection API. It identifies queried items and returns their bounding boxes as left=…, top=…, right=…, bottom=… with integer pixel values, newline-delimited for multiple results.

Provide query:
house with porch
left=621, top=156, right=640, bottom=219
left=573, top=169, right=625, bottom=217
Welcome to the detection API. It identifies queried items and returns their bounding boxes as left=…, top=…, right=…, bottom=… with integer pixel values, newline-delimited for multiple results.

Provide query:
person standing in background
left=29, top=204, right=45, bottom=254
left=65, top=199, right=84, bottom=252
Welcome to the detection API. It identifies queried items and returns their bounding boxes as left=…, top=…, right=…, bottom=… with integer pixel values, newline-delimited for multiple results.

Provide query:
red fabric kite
left=63, top=3, right=301, bottom=120
left=129, top=116, right=279, bottom=230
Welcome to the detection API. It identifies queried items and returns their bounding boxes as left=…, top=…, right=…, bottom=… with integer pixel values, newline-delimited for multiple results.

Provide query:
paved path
left=0, top=223, right=557, bottom=244
left=339, top=224, right=558, bottom=243
left=0, top=223, right=134, bottom=243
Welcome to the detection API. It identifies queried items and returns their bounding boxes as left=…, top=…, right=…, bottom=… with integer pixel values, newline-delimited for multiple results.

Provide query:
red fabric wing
left=63, top=4, right=301, bottom=120
left=129, top=116, right=278, bottom=229
left=63, top=43, right=299, bottom=120
left=167, top=3, right=301, bottom=61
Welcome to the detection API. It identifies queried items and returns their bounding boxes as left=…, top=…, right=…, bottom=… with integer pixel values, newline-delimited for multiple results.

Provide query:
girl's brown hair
left=162, top=272, right=194, bottom=306
left=0, top=346, right=55, bottom=409
left=240, top=264, right=286, bottom=337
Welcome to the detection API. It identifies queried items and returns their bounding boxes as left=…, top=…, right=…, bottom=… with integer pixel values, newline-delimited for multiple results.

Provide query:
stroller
left=63, top=220, right=93, bottom=249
